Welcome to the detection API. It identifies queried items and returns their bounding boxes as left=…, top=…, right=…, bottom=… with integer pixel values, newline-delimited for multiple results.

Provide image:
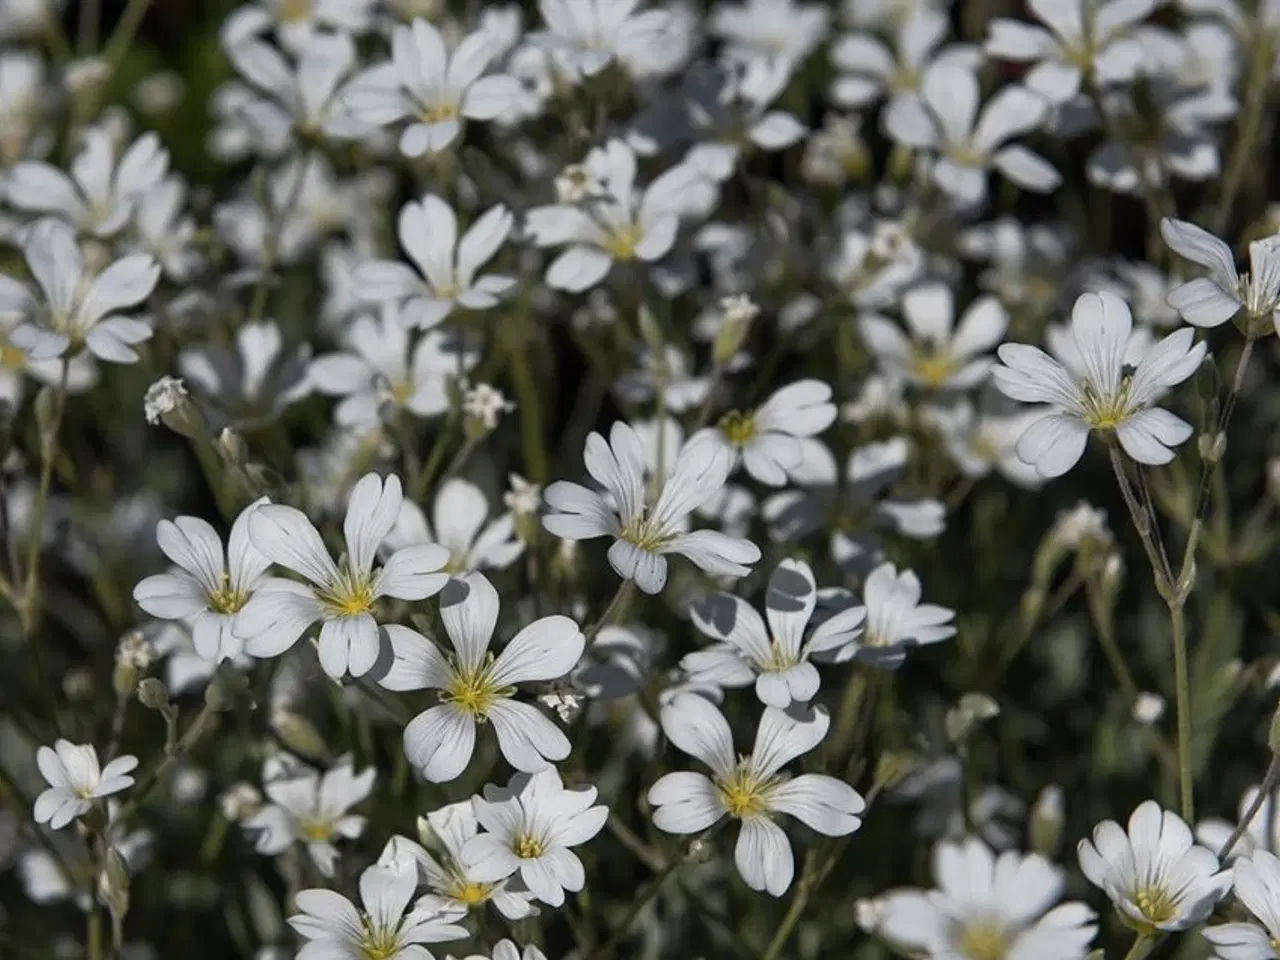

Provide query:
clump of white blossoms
left=684, top=558, right=866, bottom=706
left=1078, top=799, right=1230, bottom=934
left=236, top=471, right=450, bottom=679
left=34, top=741, right=137, bottom=830
left=379, top=572, right=584, bottom=782
left=244, top=755, right=375, bottom=877
left=1203, top=849, right=1280, bottom=959
left=860, top=281, right=1009, bottom=390
left=289, top=863, right=467, bottom=960
left=542, top=421, right=761, bottom=594
left=872, top=836, right=1097, bottom=958
left=532, top=0, right=670, bottom=78
left=992, top=291, right=1207, bottom=478
left=378, top=800, right=536, bottom=919
left=692, top=379, right=837, bottom=486
left=2, top=218, right=160, bottom=363
left=356, top=194, right=515, bottom=329
left=525, top=139, right=710, bottom=292
left=649, top=693, right=865, bottom=895
left=884, top=61, right=1060, bottom=205
left=1160, top=217, right=1280, bottom=330
left=343, top=18, right=521, bottom=156
left=133, top=504, right=271, bottom=662
left=461, top=768, right=608, bottom=907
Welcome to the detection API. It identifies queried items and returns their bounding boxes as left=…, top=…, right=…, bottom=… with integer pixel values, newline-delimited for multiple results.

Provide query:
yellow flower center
left=297, top=817, right=334, bottom=843
left=207, top=571, right=250, bottom=615
left=719, top=410, right=757, bottom=448
left=1133, top=885, right=1176, bottom=925
left=1078, top=377, right=1132, bottom=430
left=603, top=225, right=642, bottom=260
left=0, top=340, right=26, bottom=370
left=949, top=142, right=986, bottom=168
left=389, top=379, right=415, bottom=404
left=956, top=921, right=1009, bottom=960
left=278, top=0, right=313, bottom=24
left=358, top=921, right=401, bottom=960
left=909, top=349, right=958, bottom=388
left=759, top=636, right=799, bottom=672
left=513, top=832, right=546, bottom=859
left=717, top=760, right=777, bottom=819
left=420, top=102, right=460, bottom=125
left=441, top=654, right=514, bottom=718
left=447, top=879, right=494, bottom=906
left=318, top=562, right=378, bottom=618
left=618, top=511, right=673, bottom=553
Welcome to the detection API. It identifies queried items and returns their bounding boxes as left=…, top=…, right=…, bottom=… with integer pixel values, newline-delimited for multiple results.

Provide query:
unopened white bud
left=1132, top=692, right=1166, bottom=725
left=462, top=382, right=514, bottom=437
left=854, top=897, right=884, bottom=933
left=555, top=164, right=604, bottom=204
left=218, top=783, right=262, bottom=822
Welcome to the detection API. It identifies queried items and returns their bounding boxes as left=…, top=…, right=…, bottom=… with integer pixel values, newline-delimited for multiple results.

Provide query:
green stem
left=506, top=321, right=548, bottom=484
left=1122, top=933, right=1155, bottom=960
left=102, top=0, right=154, bottom=74
left=1169, top=600, right=1194, bottom=822
left=588, top=857, right=683, bottom=960
left=1218, top=751, right=1280, bottom=860
left=584, top=580, right=633, bottom=641
left=248, top=152, right=311, bottom=325
left=22, top=360, right=70, bottom=634
left=761, top=855, right=818, bottom=960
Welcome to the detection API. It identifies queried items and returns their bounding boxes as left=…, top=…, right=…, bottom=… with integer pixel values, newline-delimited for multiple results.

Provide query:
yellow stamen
left=909, top=350, right=958, bottom=388
left=719, top=410, right=757, bottom=447
left=603, top=225, right=642, bottom=260
left=513, top=833, right=546, bottom=859
left=717, top=760, right=777, bottom=819
left=956, top=921, right=1009, bottom=960
left=447, top=879, right=494, bottom=906
left=207, top=571, right=250, bottom=615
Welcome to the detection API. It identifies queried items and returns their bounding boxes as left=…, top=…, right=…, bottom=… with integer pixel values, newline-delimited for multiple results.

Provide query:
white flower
left=992, top=291, right=1207, bottom=477
left=342, top=19, right=523, bottom=156
left=377, top=801, right=536, bottom=919
left=133, top=504, right=273, bottom=663
left=853, top=562, right=956, bottom=669
left=542, top=422, right=761, bottom=594
left=533, top=0, right=671, bottom=79
left=691, top=380, right=837, bottom=486
left=384, top=479, right=523, bottom=576
left=0, top=51, right=48, bottom=167
left=4, top=218, right=159, bottom=364
left=288, top=863, right=467, bottom=960
left=1078, top=799, right=1231, bottom=933
left=460, top=768, right=609, bottom=907
left=648, top=694, right=865, bottom=896
left=503, top=474, right=542, bottom=518
left=462, top=382, right=514, bottom=432
left=222, top=0, right=377, bottom=52
left=236, top=472, right=450, bottom=679
left=985, top=0, right=1153, bottom=104
left=244, top=755, right=375, bottom=877
left=874, top=836, right=1097, bottom=959
left=6, top=128, right=168, bottom=237
left=309, top=307, right=477, bottom=426
left=930, top=399, right=1048, bottom=488
left=709, top=0, right=830, bottom=65
left=1203, top=850, right=1280, bottom=960
left=860, top=282, right=1009, bottom=390
left=525, top=139, right=712, bottom=292
left=1197, top=784, right=1280, bottom=862
left=684, top=558, right=866, bottom=706
left=131, top=175, right=201, bottom=281
left=1160, top=217, right=1280, bottom=328
left=379, top=572, right=584, bottom=782
left=34, top=741, right=137, bottom=830
left=884, top=63, right=1060, bottom=205
left=355, top=194, right=515, bottom=329
left=179, top=318, right=312, bottom=427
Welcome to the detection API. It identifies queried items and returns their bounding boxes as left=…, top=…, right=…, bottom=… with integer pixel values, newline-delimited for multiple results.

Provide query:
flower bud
left=137, top=678, right=170, bottom=710
left=713, top=294, right=759, bottom=367
left=218, top=783, right=262, bottom=822
left=871, top=750, right=917, bottom=792
left=218, top=427, right=249, bottom=467
left=270, top=708, right=329, bottom=762
left=1029, top=784, right=1064, bottom=856
left=144, top=377, right=205, bottom=439
left=97, top=848, right=130, bottom=921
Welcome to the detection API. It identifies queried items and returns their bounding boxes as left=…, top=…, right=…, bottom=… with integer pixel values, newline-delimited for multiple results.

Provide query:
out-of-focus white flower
left=236, top=472, right=450, bottom=679
left=875, top=836, right=1097, bottom=958
left=355, top=194, right=515, bottom=328
left=849, top=562, right=956, bottom=669
left=650, top=694, right=864, bottom=896
left=244, top=755, right=375, bottom=877
left=460, top=768, right=608, bottom=907
left=222, top=0, right=377, bottom=52
left=379, top=572, right=583, bottom=782
left=543, top=422, right=760, bottom=594
left=384, top=479, right=523, bottom=575
left=709, top=0, right=830, bottom=65
left=178, top=319, right=312, bottom=428
left=1161, top=217, right=1280, bottom=329
left=884, top=63, right=1059, bottom=205
left=1203, top=850, right=1280, bottom=959
left=342, top=19, right=522, bottom=156
left=1132, top=692, right=1167, bottom=725
left=7, top=128, right=168, bottom=237
left=1197, top=784, right=1280, bottom=861
left=532, top=0, right=671, bottom=79
left=993, top=291, right=1206, bottom=477
left=462, top=382, right=514, bottom=432
left=1078, top=799, right=1230, bottom=933
left=34, top=741, right=137, bottom=830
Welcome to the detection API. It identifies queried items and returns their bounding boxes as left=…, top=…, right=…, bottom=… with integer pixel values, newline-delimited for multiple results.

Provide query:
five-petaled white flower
left=649, top=693, right=865, bottom=896
left=860, top=282, right=1009, bottom=390
left=34, top=741, right=137, bottom=830
left=133, top=502, right=272, bottom=663
left=377, top=800, right=537, bottom=920
left=379, top=572, right=584, bottom=782
left=355, top=194, right=516, bottom=329
left=684, top=558, right=866, bottom=707
left=236, top=472, right=450, bottom=679
left=383, top=479, right=523, bottom=576
left=1203, top=849, right=1280, bottom=960
left=3, top=218, right=160, bottom=364
left=1078, top=799, right=1230, bottom=934
left=342, top=19, right=522, bottom=156
left=542, top=421, right=761, bottom=594
left=7, top=128, right=169, bottom=237
left=460, top=768, right=609, bottom=907
left=244, top=754, right=375, bottom=877
left=288, top=863, right=468, bottom=960
left=1160, top=217, right=1280, bottom=330
left=992, top=291, right=1207, bottom=478
left=691, top=380, right=837, bottom=486
left=884, top=62, right=1060, bottom=205
left=873, top=836, right=1098, bottom=960
left=525, top=139, right=711, bottom=292
left=851, top=562, right=956, bottom=669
